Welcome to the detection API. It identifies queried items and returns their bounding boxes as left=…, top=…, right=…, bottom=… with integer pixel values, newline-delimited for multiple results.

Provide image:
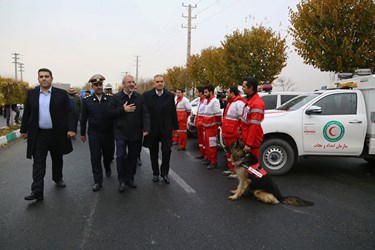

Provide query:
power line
left=196, top=0, right=220, bottom=15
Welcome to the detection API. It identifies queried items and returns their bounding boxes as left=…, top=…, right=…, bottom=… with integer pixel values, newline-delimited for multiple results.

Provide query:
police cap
left=88, top=74, right=105, bottom=85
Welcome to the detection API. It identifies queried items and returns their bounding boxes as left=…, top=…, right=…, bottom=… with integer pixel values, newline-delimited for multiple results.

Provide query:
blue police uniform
left=81, top=94, right=114, bottom=186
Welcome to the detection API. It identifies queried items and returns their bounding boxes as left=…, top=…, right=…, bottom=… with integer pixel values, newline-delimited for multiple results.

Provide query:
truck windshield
left=277, top=93, right=321, bottom=111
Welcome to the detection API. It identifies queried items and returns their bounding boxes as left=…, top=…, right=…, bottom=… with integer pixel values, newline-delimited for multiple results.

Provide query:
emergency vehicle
left=261, top=69, right=375, bottom=175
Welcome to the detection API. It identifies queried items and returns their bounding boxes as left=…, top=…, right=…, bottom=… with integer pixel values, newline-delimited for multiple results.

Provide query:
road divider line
left=143, top=148, right=196, bottom=194
left=80, top=195, right=99, bottom=250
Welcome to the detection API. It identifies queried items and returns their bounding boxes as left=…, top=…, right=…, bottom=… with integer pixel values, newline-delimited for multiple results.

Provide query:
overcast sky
left=0, top=0, right=331, bottom=91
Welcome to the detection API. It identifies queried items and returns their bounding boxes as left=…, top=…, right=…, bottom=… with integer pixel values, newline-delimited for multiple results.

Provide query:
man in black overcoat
left=142, top=74, right=178, bottom=184
left=107, top=75, right=150, bottom=192
left=21, top=68, right=76, bottom=201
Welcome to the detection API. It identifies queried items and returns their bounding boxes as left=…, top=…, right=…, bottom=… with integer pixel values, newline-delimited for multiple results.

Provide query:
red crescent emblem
left=328, top=126, right=336, bottom=136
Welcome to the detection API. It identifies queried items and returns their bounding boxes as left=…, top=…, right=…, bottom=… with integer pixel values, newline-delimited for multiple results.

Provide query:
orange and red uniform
left=175, top=96, right=191, bottom=149
left=240, top=93, right=267, bottom=177
left=195, top=97, right=207, bottom=157
left=202, top=95, right=222, bottom=164
left=222, top=95, right=245, bottom=170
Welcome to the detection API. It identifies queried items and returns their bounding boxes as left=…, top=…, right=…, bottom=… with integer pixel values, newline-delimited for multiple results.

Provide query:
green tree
left=200, top=47, right=232, bottom=89
left=289, top=0, right=375, bottom=72
left=0, top=77, right=29, bottom=127
left=187, top=54, right=207, bottom=88
left=164, top=66, right=190, bottom=90
left=222, top=26, right=287, bottom=84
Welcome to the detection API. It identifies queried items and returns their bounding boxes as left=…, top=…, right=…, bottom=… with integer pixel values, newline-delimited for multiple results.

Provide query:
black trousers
left=88, top=133, right=114, bottom=184
left=31, top=129, right=63, bottom=194
left=116, top=139, right=142, bottom=184
left=149, top=134, right=172, bottom=177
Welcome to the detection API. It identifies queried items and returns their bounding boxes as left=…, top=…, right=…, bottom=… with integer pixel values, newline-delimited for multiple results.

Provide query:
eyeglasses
left=92, top=83, right=103, bottom=86
left=155, top=81, right=164, bottom=83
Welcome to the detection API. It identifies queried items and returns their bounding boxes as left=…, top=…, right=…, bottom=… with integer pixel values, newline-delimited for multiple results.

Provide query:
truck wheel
left=260, top=138, right=295, bottom=175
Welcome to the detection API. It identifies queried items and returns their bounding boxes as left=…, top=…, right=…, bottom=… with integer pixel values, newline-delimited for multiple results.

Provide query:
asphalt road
left=0, top=136, right=374, bottom=250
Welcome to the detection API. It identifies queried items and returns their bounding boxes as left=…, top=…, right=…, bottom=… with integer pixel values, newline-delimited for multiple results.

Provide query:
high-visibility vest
left=195, top=97, right=206, bottom=127
left=222, top=95, right=245, bottom=139
left=175, top=96, right=191, bottom=123
left=202, top=96, right=222, bottom=128
left=240, top=93, right=264, bottom=148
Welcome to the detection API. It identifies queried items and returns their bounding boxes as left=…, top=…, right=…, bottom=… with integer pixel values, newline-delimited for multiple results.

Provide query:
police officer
left=80, top=74, right=115, bottom=192
left=104, top=83, right=113, bottom=96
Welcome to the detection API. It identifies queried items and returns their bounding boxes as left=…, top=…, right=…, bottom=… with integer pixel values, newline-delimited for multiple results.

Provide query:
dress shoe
left=195, top=155, right=204, bottom=160
left=207, top=163, right=218, bottom=170
left=161, top=176, right=170, bottom=184
left=177, top=147, right=185, bottom=151
left=55, top=180, right=66, bottom=188
left=152, top=176, right=159, bottom=182
left=118, top=183, right=126, bottom=193
left=137, top=158, right=142, bottom=166
left=92, top=183, right=102, bottom=192
left=24, top=192, right=43, bottom=201
left=126, top=180, right=137, bottom=188
left=202, top=159, right=211, bottom=166
left=105, top=168, right=111, bottom=177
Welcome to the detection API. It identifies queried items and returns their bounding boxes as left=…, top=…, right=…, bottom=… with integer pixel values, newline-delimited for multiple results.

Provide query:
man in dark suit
left=21, top=68, right=76, bottom=201
left=107, top=75, right=150, bottom=192
left=142, top=74, right=178, bottom=184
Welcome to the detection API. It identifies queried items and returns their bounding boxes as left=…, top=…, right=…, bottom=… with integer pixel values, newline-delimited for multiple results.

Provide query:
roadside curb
left=0, top=129, right=21, bottom=146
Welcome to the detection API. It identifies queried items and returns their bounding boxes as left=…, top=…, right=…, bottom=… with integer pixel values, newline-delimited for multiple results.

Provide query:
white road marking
left=143, top=148, right=196, bottom=194
left=80, top=195, right=99, bottom=250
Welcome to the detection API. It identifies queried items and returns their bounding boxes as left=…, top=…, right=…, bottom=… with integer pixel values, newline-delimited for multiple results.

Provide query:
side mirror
left=305, top=105, right=322, bottom=115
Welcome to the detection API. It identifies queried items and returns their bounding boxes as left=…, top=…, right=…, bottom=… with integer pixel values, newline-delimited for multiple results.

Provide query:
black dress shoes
left=137, top=158, right=142, bottom=166
left=161, top=176, right=170, bottom=184
left=24, top=192, right=44, bottom=201
left=55, top=180, right=66, bottom=188
left=105, top=168, right=111, bottom=177
left=195, top=155, right=204, bottom=159
left=152, top=176, right=159, bottom=182
left=92, top=183, right=102, bottom=192
left=126, top=180, right=137, bottom=188
left=118, top=183, right=126, bottom=193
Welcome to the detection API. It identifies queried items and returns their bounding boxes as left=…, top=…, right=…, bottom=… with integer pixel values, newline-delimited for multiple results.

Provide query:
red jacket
left=240, top=93, right=264, bottom=148
left=202, top=96, right=222, bottom=128
left=195, top=96, right=206, bottom=128
left=222, top=95, right=245, bottom=139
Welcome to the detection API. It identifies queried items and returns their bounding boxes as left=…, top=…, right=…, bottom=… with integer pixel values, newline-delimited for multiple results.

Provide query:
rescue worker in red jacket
left=240, top=76, right=267, bottom=178
left=194, top=86, right=207, bottom=159
left=175, top=88, right=191, bottom=150
left=202, top=85, right=222, bottom=169
left=222, top=86, right=245, bottom=178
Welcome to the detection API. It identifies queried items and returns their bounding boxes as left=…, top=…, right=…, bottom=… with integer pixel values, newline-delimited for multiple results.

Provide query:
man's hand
left=143, top=131, right=149, bottom=137
left=81, top=136, right=86, bottom=143
left=67, top=131, right=76, bottom=138
left=243, top=145, right=251, bottom=153
left=123, top=101, right=136, bottom=112
left=21, top=133, right=27, bottom=140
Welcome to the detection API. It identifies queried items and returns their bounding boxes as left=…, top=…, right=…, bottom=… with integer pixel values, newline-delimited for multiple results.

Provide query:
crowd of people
left=20, top=68, right=266, bottom=202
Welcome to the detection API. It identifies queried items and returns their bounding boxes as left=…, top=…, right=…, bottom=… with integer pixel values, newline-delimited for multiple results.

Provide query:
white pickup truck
left=261, top=71, right=375, bottom=175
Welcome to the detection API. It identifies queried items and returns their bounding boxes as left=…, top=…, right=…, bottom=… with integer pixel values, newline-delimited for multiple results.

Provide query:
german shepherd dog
left=227, top=139, right=313, bottom=206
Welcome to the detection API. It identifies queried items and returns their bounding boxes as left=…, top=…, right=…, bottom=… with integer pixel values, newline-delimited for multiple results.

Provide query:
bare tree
left=273, top=77, right=296, bottom=91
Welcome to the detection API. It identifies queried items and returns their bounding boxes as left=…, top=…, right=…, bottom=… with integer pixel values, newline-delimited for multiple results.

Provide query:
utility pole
left=182, top=3, right=196, bottom=65
left=135, top=56, right=140, bottom=84
left=19, top=63, right=24, bottom=82
left=12, top=53, right=20, bottom=80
